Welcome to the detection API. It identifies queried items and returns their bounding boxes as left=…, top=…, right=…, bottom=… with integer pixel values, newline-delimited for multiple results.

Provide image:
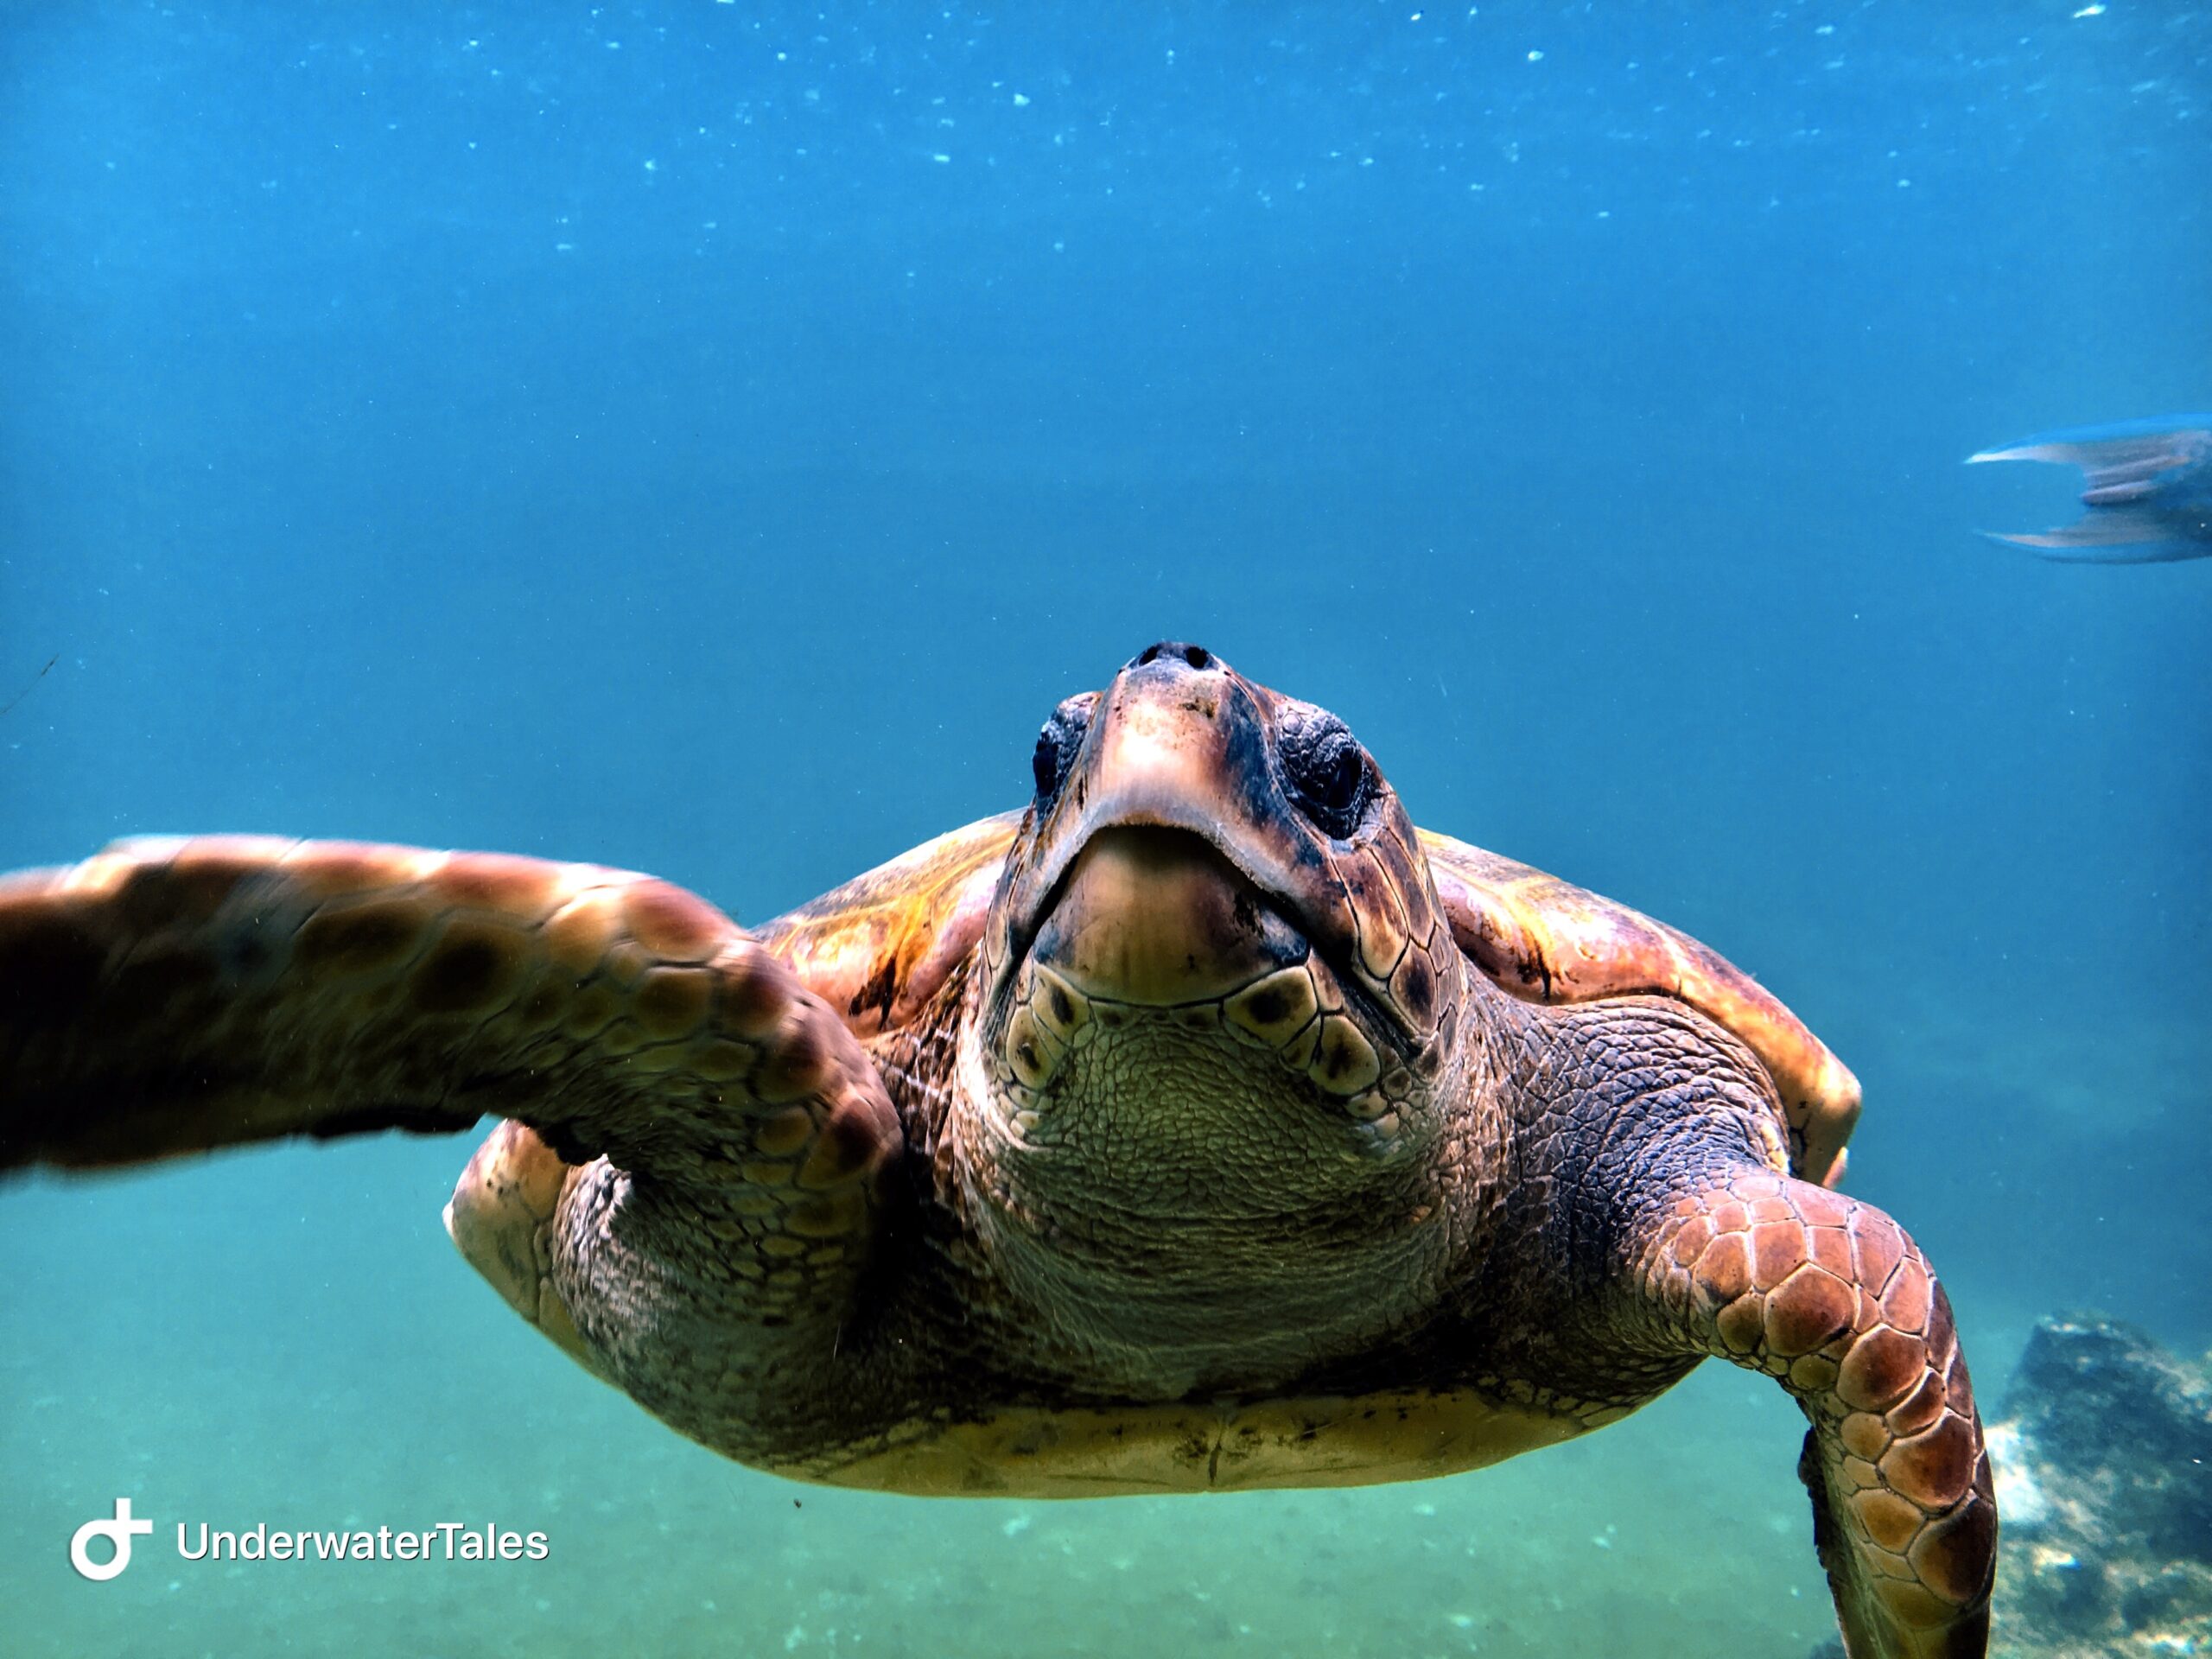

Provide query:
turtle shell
left=1418, top=829, right=1859, bottom=1186
left=757, top=810, right=1021, bottom=1037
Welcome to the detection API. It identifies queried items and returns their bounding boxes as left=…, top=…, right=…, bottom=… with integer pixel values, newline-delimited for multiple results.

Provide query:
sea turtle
left=0, top=642, right=1994, bottom=1656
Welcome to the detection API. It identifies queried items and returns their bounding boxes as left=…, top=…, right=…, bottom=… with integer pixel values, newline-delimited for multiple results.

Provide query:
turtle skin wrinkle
left=0, top=640, right=1993, bottom=1658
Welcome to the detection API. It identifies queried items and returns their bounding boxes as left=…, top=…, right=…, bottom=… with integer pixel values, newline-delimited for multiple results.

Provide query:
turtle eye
left=1277, top=704, right=1374, bottom=840
left=1030, top=694, right=1096, bottom=807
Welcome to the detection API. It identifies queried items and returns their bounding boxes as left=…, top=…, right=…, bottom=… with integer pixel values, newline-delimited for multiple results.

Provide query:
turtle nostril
left=1131, top=639, right=1215, bottom=672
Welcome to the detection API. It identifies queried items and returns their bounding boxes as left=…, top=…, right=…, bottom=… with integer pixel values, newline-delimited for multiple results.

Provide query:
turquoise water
left=2, top=3, right=2206, bottom=1654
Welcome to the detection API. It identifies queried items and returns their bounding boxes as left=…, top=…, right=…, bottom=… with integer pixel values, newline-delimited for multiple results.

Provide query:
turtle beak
left=1026, top=825, right=1310, bottom=1007
left=991, top=643, right=1357, bottom=1002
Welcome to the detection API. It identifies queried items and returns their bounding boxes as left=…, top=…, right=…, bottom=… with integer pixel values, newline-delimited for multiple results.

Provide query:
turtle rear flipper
left=0, top=836, right=900, bottom=1380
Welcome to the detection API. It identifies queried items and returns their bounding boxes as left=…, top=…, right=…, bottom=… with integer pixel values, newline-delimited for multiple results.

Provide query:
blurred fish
left=1969, top=412, right=2212, bottom=563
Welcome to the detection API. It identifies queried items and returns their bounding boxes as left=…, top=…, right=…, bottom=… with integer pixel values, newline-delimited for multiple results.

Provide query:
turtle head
left=968, top=643, right=1471, bottom=1387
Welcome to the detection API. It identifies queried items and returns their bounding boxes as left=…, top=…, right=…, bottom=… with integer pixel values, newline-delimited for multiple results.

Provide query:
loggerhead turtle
left=0, top=643, right=1993, bottom=1656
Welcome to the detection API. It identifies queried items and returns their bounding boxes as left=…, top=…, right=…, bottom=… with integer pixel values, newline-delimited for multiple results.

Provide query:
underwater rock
left=1986, top=1315, right=2212, bottom=1658
left=1815, top=1314, right=2211, bottom=1657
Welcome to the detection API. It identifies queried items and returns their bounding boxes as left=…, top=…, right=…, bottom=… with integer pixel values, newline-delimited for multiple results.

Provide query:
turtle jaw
left=1027, top=828, right=1309, bottom=1009
left=1001, top=825, right=1411, bottom=1124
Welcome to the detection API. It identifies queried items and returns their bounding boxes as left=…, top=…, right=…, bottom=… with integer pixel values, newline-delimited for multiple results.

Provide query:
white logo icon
left=70, top=1499, right=153, bottom=1582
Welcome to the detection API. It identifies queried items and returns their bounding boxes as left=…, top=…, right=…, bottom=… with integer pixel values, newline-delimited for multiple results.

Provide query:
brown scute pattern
left=0, top=837, right=899, bottom=1301
left=1644, top=1171, right=1996, bottom=1658
left=756, top=813, right=1020, bottom=1037
left=1419, top=828, right=1861, bottom=1188
left=1325, top=821, right=1463, bottom=1059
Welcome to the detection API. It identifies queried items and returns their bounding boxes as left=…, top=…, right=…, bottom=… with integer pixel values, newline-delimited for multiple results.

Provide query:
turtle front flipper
left=1634, top=1170, right=1996, bottom=1658
left=0, top=836, right=896, bottom=1185
left=0, top=836, right=901, bottom=1413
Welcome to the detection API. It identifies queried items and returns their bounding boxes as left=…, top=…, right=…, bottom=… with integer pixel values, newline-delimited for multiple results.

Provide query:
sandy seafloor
left=3, top=1, right=2209, bottom=1654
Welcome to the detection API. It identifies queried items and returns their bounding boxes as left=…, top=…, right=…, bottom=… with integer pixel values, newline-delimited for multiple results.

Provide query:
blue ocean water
left=2, top=3, right=2205, bottom=1654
